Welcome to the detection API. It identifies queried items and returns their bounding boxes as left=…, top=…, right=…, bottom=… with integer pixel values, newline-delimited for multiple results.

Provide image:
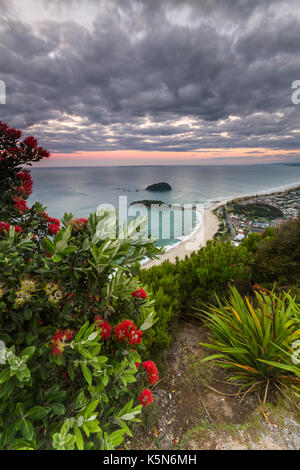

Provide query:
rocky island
left=145, top=182, right=172, bottom=191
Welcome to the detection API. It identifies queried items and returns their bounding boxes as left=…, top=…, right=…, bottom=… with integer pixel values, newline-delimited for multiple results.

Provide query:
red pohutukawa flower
left=47, top=217, right=60, bottom=225
left=15, top=182, right=32, bottom=197
left=14, top=198, right=29, bottom=214
left=132, top=288, right=147, bottom=299
left=114, top=319, right=134, bottom=342
left=142, top=360, right=159, bottom=385
left=0, top=222, right=10, bottom=233
left=6, top=127, right=22, bottom=139
left=16, top=171, right=32, bottom=181
left=68, top=218, right=88, bottom=233
left=94, top=315, right=111, bottom=340
left=0, top=222, right=22, bottom=234
left=15, top=171, right=33, bottom=197
left=0, top=121, right=50, bottom=171
left=23, top=136, right=38, bottom=149
left=114, top=319, right=143, bottom=345
left=43, top=213, right=61, bottom=235
left=129, top=328, right=143, bottom=345
left=74, top=218, right=88, bottom=227
left=48, top=223, right=60, bottom=235
left=138, top=389, right=153, bottom=407
left=50, top=329, right=74, bottom=355
left=38, top=147, right=50, bottom=158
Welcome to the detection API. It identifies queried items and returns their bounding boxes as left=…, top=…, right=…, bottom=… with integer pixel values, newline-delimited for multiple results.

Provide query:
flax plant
left=198, top=286, right=300, bottom=402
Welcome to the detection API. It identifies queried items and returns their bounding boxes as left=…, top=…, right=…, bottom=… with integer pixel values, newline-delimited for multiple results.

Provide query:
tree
left=0, top=121, right=161, bottom=450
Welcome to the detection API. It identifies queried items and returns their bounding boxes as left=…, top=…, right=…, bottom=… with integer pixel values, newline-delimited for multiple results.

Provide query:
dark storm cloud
left=0, top=0, right=300, bottom=156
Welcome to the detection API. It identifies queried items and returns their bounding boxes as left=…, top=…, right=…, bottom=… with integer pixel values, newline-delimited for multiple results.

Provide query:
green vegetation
left=130, top=200, right=166, bottom=207
left=197, top=287, right=300, bottom=401
left=139, top=213, right=300, bottom=409
left=232, top=202, right=283, bottom=219
left=0, top=121, right=162, bottom=450
left=138, top=241, right=253, bottom=336
left=254, top=215, right=300, bottom=288
left=1, top=120, right=300, bottom=450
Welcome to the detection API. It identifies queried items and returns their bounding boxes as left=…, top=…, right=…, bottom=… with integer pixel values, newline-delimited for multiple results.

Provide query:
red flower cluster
left=0, top=222, right=10, bottom=233
left=48, top=223, right=60, bottom=235
left=6, top=127, right=22, bottom=140
left=132, top=288, right=147, bottom=299
left=142, top=360, right=159, bottom=385
left=75, top=218, right=88, bottom=227
left=50, top=329, right=74, bottom=355
left=38, top=147, right=50, bottom=158
left=13, top=198, right=29, bottom=214
left=0, top=121, right=50, bottom=164
left=138, top=389, right=153, bottom=407
left=15, top=171, right=33, bottom=197
left=23, top=136, right=38, bottom=149
left=43, top=212, right=61, bottom=235
left=0, top=222, right=22, bottom=233
left=68, top=218, right=88, bottom=233
left=114, top=319, right=143, bottom=345
left=94, top=315, right=111, bottom=340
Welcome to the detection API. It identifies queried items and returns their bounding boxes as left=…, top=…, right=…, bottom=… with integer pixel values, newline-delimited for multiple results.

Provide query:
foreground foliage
left=138, top=241, right=253, bottom=348
left=0, top=121, right=161, bottom=450
left=199, top=286, right=300, bottom=402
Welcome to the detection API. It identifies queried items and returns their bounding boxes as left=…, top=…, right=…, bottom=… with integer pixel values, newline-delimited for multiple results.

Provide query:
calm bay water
left=29, top=164, right=300, bottom=247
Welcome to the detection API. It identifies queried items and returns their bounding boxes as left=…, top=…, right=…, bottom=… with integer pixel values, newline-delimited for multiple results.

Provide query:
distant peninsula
left=130, top=199, right=165, bottom=207
left=130, top=200, right=190, bottom=210
left=145, top=182, right=172, bottom=191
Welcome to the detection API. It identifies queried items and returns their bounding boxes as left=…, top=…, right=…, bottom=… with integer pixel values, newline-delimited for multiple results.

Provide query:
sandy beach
left=142, top=199, right=228, bottom=269
left=142, top=181, right=300, bottom=269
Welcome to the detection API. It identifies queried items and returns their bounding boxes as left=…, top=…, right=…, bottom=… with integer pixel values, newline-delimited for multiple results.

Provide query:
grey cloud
left=0, top=0, right=300, bottom=157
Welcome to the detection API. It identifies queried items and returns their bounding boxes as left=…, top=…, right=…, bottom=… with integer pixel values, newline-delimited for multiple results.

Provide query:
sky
left=1, top=0, right=300, bottom=166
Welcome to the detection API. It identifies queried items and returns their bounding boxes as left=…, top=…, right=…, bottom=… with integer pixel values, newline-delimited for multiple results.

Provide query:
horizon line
left=29, top=162, right=297, bottom=169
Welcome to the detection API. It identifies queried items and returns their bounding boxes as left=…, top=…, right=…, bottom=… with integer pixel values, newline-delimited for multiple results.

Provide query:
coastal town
left=215, top=186, right=300, bottom=245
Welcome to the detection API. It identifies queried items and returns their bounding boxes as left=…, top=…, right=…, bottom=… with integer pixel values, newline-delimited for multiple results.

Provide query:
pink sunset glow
left=33, top=148, right=300, bottom=167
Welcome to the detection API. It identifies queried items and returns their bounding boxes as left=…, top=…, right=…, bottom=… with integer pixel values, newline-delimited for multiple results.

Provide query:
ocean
left=28, top=164, right=300, bottom=248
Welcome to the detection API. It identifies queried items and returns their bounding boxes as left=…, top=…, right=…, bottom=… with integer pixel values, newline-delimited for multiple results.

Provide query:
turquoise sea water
left=29, top=165, right=300, bottom=247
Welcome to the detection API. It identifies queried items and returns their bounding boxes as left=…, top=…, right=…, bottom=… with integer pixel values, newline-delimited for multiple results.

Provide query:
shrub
left=0, top=121, right=162, bottom=450
left=198, top=286, right=300, bottom=402
left=138, top=241, right=253, bottom=344
left=254, top=215, right=300, bottom=287
left=194, top=241, right=253, bottom=304
left=137, top=261, right=181, bottom=349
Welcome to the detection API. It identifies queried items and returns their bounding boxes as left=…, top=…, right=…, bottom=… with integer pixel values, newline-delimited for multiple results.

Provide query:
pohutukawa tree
left=0, top=121, right=55, bottom=236
left=0, top=121, right=161, bottom=450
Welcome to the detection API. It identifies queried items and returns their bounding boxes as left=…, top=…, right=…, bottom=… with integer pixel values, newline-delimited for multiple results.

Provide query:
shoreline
left=142, top=181, right=300, bottom=269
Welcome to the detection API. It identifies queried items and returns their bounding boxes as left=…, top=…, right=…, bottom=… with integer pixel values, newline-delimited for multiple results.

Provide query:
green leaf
left=0, top=368, right=10, bottom=384
left=56, top=240, right=68, bottom=251
left=109, top=430, right=125, bottom=448
left=26, top=406, right=49, bottom=420
left=15, top=402, right=25, bottom=416
left=20, top=346, right=35, bottom=359
left=81, top=363, right=92, bottom=385
left=73, top=423, right=84, bottom=450
left=21, top=419, right=34, bottom=441
left=50, top=403, right=66, bottom=416
left=200, top=354, right=226, bottom=362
